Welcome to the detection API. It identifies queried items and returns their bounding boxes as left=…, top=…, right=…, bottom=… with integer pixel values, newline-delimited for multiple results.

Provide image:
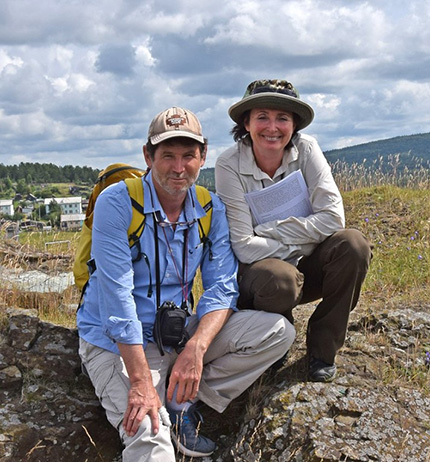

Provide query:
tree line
left=0, top=162, right=100, bottom=184
left=0, top=162, right=216, bottom=195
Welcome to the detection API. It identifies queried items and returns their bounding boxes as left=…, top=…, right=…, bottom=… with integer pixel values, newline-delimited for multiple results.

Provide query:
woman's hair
left=230, top=110, right=300, bottom=146
left=145, top=137, right=207, bottom=159
left=230, top=110, right=251, bottom=144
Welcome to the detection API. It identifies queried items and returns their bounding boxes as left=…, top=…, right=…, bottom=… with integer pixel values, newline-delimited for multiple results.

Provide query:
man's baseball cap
left=148, top=107, right=205, bottom=145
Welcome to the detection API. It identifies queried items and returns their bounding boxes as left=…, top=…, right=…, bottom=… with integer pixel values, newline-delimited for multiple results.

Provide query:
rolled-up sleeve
left=92, top=183, right=143, bottom=345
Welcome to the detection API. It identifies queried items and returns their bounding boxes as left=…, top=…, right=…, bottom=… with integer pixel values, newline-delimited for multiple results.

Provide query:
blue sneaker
left=167, top=404, right=216, bottom=457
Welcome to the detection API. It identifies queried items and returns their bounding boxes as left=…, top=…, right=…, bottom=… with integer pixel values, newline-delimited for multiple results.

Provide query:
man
left=77, top=107, right=295, bottom=461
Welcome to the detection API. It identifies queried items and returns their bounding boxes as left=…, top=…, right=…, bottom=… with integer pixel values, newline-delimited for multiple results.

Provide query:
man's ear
left=143, top=145, right=152, bottom=168
left=200, top=144, right=207, bottom=167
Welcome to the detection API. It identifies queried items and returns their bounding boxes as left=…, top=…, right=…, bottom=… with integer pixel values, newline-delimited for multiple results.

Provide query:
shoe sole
left=171, top=432, right=215, bottom=458
left=309, top=370, right=336, bottom=382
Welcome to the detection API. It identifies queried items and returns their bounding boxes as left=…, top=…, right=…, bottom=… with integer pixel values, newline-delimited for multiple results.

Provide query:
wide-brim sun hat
left=228, top=79, right=314, bottom=131
left=148, top=106, right=205, bottom=145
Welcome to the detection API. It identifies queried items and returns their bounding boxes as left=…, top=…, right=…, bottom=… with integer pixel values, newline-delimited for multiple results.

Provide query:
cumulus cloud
left=0, top=0, right=429, bottom=168
left=0, top=49, right=23, bottom=73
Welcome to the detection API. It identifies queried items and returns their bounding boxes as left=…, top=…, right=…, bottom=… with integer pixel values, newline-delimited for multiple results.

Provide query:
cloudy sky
left=1, top=0, right=429, bottom=170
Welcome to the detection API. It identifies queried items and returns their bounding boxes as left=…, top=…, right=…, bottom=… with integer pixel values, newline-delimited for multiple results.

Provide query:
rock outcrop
left=1, top=306, right=429, bottom=461
left=0, top=308, right=122, bottom=462
left=224, top=307, right=430, bottom=462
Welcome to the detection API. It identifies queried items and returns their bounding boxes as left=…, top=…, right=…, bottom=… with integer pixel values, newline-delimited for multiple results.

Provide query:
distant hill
left=197, top=132, right=430, bottom=191
left=323, top=132, right=430, bottom=168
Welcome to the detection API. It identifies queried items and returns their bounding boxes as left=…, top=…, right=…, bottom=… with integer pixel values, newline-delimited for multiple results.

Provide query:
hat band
left=252, top=86, right=298, bottom=98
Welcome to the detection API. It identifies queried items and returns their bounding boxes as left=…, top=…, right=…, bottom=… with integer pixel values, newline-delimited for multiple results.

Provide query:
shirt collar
left=142, top=170, right=206, bottom=223
left=238, top=134, right=300, bottom=181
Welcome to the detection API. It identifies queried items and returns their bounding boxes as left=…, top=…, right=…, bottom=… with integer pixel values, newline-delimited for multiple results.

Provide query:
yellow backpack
left=73, top=163, right=213, bottom=291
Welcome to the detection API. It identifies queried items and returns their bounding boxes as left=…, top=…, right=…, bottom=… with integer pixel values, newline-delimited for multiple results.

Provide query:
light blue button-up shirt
left=77, top=171, right=239, bottom=354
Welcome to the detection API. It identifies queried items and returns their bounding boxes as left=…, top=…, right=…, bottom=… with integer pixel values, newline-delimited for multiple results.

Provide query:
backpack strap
left=124, top=176, right=155, bottom=298
left=195, top=185, right=213, bottom=261
left=124, top=177, right=146, bottom=247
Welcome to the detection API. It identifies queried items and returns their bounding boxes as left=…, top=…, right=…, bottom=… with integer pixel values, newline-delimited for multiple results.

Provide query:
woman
left=215, top=79, right=372, bottom=382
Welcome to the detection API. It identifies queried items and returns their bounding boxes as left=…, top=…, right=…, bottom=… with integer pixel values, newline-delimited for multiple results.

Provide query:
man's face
left=144, top=140, right=205, bottom=197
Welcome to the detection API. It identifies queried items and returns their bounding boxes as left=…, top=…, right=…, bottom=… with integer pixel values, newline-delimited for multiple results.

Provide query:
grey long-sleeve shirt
left=215, top=132, right=345, bottom=266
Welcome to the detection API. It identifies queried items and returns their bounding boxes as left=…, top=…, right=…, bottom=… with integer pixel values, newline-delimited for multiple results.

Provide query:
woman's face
left=245, top=108, right=296, bottom=155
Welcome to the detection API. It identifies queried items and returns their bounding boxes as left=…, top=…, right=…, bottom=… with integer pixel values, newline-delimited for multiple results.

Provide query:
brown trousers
left=237, top=229, right=372, bottom=364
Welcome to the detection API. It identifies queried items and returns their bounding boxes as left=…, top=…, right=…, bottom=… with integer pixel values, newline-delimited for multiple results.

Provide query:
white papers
left=245, top=170, right=313, bottom=225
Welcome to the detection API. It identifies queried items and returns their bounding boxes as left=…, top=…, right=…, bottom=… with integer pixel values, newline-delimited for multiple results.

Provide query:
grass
left=331, top=153, right=430, bottom=191
left=342, top=185, right=430, bottom=304
left=18, top=229, right=81, bottom=253
left=39, top=182, right=92, bottom=197
left=0, top=230, right=81, bottom=328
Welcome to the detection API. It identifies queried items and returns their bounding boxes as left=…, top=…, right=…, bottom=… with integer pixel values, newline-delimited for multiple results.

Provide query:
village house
left=44, top=197, right=82, bottom=215
left=0, top=199, right=14, bottom=217
left=15, top=204, right=34, bottom=217
left=60, top=213, right=85, bottom=230
left=26, top=193, right=38, bottom=202
left=20, top=220, right=45, bottom=231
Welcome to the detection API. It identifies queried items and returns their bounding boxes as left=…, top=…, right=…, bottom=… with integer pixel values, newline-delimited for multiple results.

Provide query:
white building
left=0, top=199, right=14, bottom=217
left=60, top=213, right=85, bottom=230
left=44, top=197, right=82, bottom=215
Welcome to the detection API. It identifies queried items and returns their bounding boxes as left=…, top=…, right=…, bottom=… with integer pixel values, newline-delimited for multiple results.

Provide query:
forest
left=0, top=162, right=99, bottom=185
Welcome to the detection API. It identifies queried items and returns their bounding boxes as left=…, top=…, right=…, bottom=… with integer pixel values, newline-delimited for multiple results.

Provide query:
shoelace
left=177, top=407, right=204, bottom=428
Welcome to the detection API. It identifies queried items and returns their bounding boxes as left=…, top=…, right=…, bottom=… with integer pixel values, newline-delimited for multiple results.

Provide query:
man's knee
left=259, top=312, right=296, bottom=360
left=238, top=311, right=296, bottom=355
left=273, top=314, right=296, bottom=352
left=120, top=413, right=175, bottom=462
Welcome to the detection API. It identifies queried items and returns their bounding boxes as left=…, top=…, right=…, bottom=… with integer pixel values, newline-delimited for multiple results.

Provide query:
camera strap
left=153, top=218, right=162, bottom=310
left=153, top=215, right=190, bottom=312
left=152, top=215, right=191, bottom=355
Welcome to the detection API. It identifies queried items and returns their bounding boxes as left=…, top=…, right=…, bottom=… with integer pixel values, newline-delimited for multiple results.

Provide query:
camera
left=153, top=301, right=189, bottom=355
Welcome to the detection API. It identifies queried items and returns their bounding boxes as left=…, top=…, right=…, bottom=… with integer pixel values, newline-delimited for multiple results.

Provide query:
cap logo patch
left=166, top=114, right=186, bottom=129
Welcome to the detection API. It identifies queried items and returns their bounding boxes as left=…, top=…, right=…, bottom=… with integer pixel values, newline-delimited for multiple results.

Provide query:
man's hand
left=167, top=338, right=204, bottom=404
left=166, top=309, right=233, bottom=405
left=122, top=378, right=162, bottom=437
left=117, top=343, right=161, bottom=437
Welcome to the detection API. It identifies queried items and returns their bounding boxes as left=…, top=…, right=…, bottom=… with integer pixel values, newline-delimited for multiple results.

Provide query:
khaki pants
left=237, top=229, right=372, bottom=364
left=79, top=310, right=294, bottom=461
